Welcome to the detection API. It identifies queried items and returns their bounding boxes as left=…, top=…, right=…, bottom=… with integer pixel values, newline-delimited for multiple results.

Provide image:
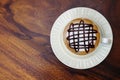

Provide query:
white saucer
left=50, top=7, right=113, bottom=69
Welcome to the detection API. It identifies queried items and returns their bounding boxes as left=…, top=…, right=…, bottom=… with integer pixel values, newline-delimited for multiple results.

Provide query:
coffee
left=63, top=18, right=100, bottom=55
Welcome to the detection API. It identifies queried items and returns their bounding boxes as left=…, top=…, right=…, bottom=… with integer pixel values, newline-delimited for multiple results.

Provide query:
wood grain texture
left=0, top=0, right=120, bottom=80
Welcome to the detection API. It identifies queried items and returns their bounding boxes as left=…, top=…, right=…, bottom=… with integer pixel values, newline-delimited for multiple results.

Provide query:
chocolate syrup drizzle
left=67, top=20, right=98, bottom=53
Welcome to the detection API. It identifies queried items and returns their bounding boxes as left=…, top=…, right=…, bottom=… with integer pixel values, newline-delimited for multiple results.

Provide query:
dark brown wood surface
left=0, top=0, right=120, bottom=80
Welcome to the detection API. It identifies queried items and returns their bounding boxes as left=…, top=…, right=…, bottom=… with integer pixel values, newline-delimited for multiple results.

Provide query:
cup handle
left=102, top=38, right=111, bottom=44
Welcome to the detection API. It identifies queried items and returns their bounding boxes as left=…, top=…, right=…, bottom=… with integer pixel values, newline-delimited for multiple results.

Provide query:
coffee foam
left=63, top=18, right=100, bottom=55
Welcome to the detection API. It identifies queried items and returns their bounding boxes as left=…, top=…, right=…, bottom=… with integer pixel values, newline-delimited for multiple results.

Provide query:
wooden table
left=0, top=0, right=120, bottom=80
